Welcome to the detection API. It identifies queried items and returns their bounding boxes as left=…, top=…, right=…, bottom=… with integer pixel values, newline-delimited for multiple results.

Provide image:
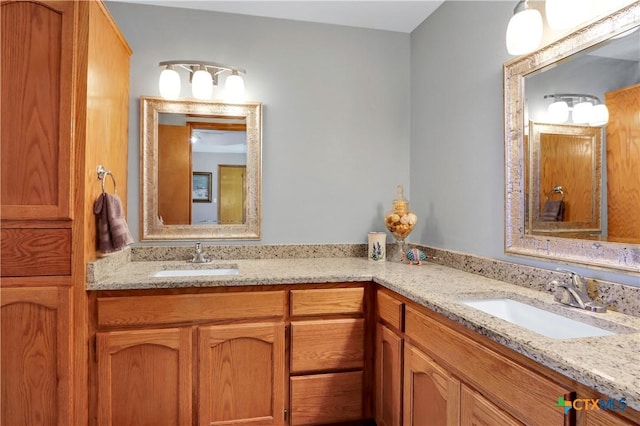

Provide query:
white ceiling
left=110, top=1, right=446, bottom=33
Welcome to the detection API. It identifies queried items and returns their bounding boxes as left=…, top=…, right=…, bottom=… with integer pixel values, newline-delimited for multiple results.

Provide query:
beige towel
left=93, top=193, right=134, bottom=254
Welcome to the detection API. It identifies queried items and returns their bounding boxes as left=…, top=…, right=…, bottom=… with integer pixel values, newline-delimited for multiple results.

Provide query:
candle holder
left=384, top=185, right=417, bottom=262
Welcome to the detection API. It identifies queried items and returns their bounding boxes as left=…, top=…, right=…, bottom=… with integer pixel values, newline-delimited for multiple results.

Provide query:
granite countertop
left=87, top=256, right=640, bottom=411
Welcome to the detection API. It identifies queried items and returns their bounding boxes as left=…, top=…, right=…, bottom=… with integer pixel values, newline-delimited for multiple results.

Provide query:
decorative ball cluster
left=384, top=211, right=417, bottom=240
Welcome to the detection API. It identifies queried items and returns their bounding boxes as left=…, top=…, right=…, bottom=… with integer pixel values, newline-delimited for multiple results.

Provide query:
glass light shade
left=545, top=0, right=591, bottom=30
left=506, top=8, right=543, bottom=55
left=191, top=69, right=213, bottom=100
left=547, top=101, right=569, bottom=123
left=589, top=104, right=609, bottom=126
left=572, top=101, right=593, bottom=124
left=158, top=67, right=181, bottom=99
left=224, top=72, right=245, bottom=101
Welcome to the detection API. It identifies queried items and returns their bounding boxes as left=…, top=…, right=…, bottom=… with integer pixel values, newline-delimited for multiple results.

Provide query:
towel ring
left=97, top=165, right=117, bottom=194
left=546, top=185, right=564, bottom=201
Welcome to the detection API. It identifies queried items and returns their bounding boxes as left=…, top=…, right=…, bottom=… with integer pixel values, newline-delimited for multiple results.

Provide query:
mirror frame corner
left=140, top=96, right=262, bottom=241
left=503, top=2, right=640, bottom=274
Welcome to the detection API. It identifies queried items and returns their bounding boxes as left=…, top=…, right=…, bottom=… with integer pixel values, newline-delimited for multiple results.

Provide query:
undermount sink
left=459, top=298, right=615, bottom=339
left=152, top=264, right=239, bottom=278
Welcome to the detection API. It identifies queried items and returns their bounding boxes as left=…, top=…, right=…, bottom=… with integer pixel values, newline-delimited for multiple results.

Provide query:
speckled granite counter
left=87, top=255, right=640, bottom=411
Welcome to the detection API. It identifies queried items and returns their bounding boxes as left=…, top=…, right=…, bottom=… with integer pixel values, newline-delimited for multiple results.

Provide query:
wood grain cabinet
left=403, top=343, right=461, bottom=426
left=289, top=286, right=367, bottom=425
left=1, top=0, right=131, bottom=424
left=375, top=289, right=404, bottom=426
left=93, top=290, right=288, bottom=426
left=198, top=322, right=286, bottom=426
left=1, top=287, right=72, bottom=426
left=96, top=328, right=193, bottom=426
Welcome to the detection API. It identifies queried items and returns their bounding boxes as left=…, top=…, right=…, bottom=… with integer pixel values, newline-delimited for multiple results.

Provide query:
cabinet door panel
left=375, top=324, right=403, bottom=426
left=290, top=287, right=364, bottom=316
left=1, top=286, right=71, bottom=426
left=291, top=318, right=365, bottom=373
left=461, top=385, right=524, bottom=426
left=97, top=328, right=193, bottom=426
left=377, top=290, right=404, bottom=330
left=290, top=371, right=363, bottom=426
left=198, top=322, right=286, bottom=426
left=403, top=343, right=460, bottom=426
left=1, top=0, right=73, bottom=220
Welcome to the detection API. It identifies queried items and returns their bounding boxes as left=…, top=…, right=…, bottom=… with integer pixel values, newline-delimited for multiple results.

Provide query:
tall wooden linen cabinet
left=0, top=1, right=131, bottom=425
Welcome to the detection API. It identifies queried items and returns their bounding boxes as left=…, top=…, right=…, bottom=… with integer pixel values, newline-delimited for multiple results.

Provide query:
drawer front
left=405, top=306, right=573, bottom=426
left=290, top=371, right=363, bottom=426
left=377, top=290, right=404, bottom=330
left=97, top=291, right=286, bottom=327
left=290, top=287, right=364, bottom=316
left=291, top=318, right=364, bottom=373
left=1, top=228, right=71, bottom=277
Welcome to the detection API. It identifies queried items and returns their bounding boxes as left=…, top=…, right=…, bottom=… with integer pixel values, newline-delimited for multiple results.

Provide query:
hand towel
left=540, top=199, right=565, bottom=222
left=93, top=193, right=134, bottom=254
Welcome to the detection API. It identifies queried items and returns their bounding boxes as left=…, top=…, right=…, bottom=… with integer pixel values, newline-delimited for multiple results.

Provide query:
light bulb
left=159, top=66, right=180, bottom=99
left=224, top=71, right=245, bottom=102
left=191, top=67, right=213, bottom=100
left=547, top=101, right=569, bottom=123
left=506, top=5, right=543, bottom=55
left=545, top=0, right=591, bottom=30
left=589, top=104, right=609, bottom=126
left=572, top=101, right=593, bottom=124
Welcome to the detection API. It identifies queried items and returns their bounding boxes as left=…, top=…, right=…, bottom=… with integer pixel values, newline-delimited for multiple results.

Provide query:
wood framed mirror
left=140, top=96, right=262, bottom=240
left=504, top=3, right=640, bottom=273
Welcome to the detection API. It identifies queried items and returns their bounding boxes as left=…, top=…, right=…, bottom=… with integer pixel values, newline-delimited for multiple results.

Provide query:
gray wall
left=106, top=1, right=411, bottom=245
left=107, top=1, right=637, bottom=286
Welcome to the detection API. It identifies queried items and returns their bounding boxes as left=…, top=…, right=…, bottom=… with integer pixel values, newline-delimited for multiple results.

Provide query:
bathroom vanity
left=87, top=256, right=640, bottom=426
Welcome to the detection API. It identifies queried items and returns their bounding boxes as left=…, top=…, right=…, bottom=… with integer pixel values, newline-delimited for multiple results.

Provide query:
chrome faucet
left=188, top=242, right=210, bottom=264
left=551, top=268, right=606, bottom=313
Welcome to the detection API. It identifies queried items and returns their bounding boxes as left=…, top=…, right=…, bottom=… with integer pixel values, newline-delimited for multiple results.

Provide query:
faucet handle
left=555, top=267, right=586, bottom=290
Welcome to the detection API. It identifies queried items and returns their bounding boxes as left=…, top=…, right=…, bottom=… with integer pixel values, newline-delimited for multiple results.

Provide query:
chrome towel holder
left=97, top=165, right=117, bottom=194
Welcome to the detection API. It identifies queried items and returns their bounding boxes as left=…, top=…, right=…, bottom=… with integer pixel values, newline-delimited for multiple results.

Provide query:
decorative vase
left=368, top=232, right=386, bottom=261
left=384, top=185, right=417, bottom=262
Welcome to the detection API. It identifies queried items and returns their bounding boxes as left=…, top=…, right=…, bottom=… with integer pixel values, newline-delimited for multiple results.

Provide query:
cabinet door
left=1, top=0, right=74, bottom=220
left=403, top=343, right=460, bottom=426
left=375, top=324, right=403, bottom=426
left=1, top=286, right=72, bottom=426
left=198, top=322, right=286, bottom=426
left=461, top=385, right=524, bottom=426
left=96, top=327, right=193, bottom=426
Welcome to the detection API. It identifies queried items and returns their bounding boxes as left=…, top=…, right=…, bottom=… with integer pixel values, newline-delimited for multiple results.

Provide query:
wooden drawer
left=291, top=318, right=364, bottom=373
left=290, top=371, right=363, bottom=426
left=290, top=287, right=364, bottom=316
left=0, top=228, right=71, bottom=277
left=377, top=289, right=404, bottom=330
left=405, top=305, right=573, bottom=426
left=97, top=291, right=286, bottom=327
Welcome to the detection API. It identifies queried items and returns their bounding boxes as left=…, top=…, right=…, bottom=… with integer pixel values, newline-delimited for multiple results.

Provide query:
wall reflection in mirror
left=523, top=24, right=640, bottom=244
left=141, top=97, right=261, bottom=241
left=157, top=113, right=247, bottom=226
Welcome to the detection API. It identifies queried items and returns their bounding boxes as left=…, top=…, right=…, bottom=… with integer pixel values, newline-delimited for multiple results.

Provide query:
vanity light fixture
left=545, top=0, right=590, bottom=30
left=544, top=94, right=609, bottom=126
left=506, top=0, right=543, bottom=55
left=158, top=60, right=246, bottom=101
